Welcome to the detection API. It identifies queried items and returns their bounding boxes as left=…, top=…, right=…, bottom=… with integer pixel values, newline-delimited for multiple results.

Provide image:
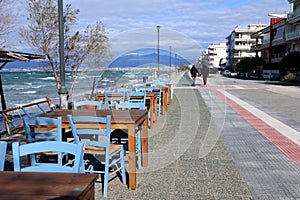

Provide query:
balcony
left=235, top=38, right=256, bottom=42
left=234, top=45, right=251, bottom=51
left=288, top=0, right=298, bottom=4
left=271, top=53, right=284, bottom=63
left=233, top=52, right=256, bottom=58
left=286, top=29, right=300, bottom=41
left=272, top=38, right=286, bottom=46
left=287, top=9, right=300, bottom=23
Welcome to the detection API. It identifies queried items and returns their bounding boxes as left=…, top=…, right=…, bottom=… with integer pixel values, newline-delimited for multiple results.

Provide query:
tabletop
left=40, top=109, right=148, bottom=126
left=0, top=171, right=98, bottom=200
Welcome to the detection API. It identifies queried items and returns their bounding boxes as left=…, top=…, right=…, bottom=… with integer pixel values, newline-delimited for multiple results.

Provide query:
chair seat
left=21, top=165, right=75, bottom=173
left=84, top=144, right=122, bottom=155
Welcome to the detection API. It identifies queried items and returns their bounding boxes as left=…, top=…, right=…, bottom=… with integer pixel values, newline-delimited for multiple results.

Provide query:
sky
left=12, top=0, right=291, bottom=63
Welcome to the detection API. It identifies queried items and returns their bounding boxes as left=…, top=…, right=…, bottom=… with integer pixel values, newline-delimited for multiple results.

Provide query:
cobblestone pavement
left=197, top=74, right=300, bottom=200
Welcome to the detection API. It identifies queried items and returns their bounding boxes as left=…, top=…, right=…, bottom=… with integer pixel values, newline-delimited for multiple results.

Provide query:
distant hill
left=2, top=48, right=191, bottom=71
left=3, top=60, right=48, bottom=71
left=109, top=48, right=190, bottom=68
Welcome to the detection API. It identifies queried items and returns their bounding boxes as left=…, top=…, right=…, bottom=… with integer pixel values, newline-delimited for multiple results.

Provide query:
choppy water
left=0, top=68, right=172, bottom=108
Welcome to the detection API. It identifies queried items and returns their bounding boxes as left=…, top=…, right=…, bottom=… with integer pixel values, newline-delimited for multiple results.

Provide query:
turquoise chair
left=104, top=91, right=126, bottom=110
left=138, top=87, right=162, bottom=116
left=73, top=100, right=103, bottom=110
left=13, top=141, right=84, bottom=173
left=23, top=117, right=63, bottom=166
left=0, top=141, right=7, bottom=171
left=112, top=91, right=147, bottom=169
left=127, top=91, right=147, bottom=110
left=67, top=114, right=126, bottom=197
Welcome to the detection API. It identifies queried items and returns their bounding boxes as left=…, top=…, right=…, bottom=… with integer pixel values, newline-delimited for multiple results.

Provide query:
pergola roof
left=0, top=49, right=45, bottom=111
left=0, top=50, right=45, bottom=63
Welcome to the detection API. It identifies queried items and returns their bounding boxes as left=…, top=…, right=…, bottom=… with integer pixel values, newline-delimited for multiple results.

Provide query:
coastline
left=0, top=71, right=255, bottom=199
left=0, top=70, right=183, bottom=134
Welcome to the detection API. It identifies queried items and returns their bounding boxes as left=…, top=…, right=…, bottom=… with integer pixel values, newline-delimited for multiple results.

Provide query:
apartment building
left=207, top=43, right=227, bottom=69
left=226, top=24, right=266, bottom=71
left=286, top=0, right=300, bottom=52
left=251, top=18, right=286, bottom=68
left=249, top=0, right=300, bottom=78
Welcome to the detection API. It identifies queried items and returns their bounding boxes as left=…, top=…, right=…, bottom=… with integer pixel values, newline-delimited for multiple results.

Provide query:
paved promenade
left=95, top=72, right=253, bottom=199
left=3, top=71, right=300, bottom=199
left=196, top=73, right=300, bottom=199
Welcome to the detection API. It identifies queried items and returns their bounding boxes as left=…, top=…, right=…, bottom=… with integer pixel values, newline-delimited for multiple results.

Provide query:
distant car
left=223, top=70, right=231, bottom=77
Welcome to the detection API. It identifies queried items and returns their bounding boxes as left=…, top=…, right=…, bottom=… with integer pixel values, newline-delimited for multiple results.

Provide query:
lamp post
left=58, top=0, right=68, bottom=109
left=156, top=25, right=160, bottom=78
left=169, top=45, right=172, bottom=70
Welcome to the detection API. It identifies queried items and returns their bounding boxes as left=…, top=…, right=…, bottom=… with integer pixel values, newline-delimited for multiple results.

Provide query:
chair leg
left=137, top=133, right=142, bottom=170
left=120, top=148, right=127, bottom=184
left=158, top=99, right=161, bottom=116
left=103, top=165, right=109, bottom=197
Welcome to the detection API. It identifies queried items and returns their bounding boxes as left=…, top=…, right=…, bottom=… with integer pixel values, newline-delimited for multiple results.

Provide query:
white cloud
left=10, top=0, right=291, bottom=61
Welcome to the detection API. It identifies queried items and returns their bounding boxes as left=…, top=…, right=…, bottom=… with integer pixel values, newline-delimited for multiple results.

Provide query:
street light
left=156, top=25, right=160, bottom=78
left=169, top=45, right=172, bottom=69
left=58, top=0, right=68, bottom=109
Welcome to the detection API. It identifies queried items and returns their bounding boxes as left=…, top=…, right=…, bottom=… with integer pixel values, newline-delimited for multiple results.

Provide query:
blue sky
left=12, top=0, right=291, bottom=63
left=66, top=0, right=290, bottom=62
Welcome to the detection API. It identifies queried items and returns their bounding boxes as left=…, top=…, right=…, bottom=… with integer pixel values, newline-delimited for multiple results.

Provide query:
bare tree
left=0, top=0, right=16, bottom=48
left=20, top=0, right=110, bottom=98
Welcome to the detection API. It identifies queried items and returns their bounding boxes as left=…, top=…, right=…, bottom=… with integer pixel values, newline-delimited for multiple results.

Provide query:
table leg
left=127, top=124, right=136, bottom=190
left=141, top=117, right=148, bottom=167
left=162, top=90, right=167, bottom=114
left=154, top=97, right=158, bottom=122
left=149, top=97, right=153, bottom=129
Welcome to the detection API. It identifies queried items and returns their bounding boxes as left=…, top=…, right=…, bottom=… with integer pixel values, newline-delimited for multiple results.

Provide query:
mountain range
left=109, top=48, right=190, bottom=68
left=2, top=48, right=191, bottom=71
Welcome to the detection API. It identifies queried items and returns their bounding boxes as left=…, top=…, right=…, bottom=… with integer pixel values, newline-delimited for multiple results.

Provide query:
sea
left=0, top=67, right=173, bottom=109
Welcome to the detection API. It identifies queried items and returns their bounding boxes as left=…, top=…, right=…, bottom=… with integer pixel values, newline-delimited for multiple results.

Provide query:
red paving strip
left=212, top=88, right=300, bottom=167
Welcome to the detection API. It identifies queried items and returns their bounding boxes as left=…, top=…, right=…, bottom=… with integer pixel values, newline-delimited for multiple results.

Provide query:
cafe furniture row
left=0, top=78, right=173, bottom=198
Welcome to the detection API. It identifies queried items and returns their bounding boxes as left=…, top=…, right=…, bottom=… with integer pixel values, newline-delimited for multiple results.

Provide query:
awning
left=0, top=49, right=45, bottom=110
left=0, top=50, right=45, bottom=63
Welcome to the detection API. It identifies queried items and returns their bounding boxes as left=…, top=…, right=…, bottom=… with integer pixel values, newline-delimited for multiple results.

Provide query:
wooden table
left=40, top=109, right=148, bottom=190
left=97, top=92, right=158, bottom=129
left=145, top=92, right=158, bottom=128
left=159, top=86, right=168, bottom=114
left=0, top=171, right=98, bottom=200
left=166, top=83, right=173, bottom=105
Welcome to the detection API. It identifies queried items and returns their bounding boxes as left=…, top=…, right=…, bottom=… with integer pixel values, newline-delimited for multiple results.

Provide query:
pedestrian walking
left=190, top=65, right=198, bottom=86
left=200, top=58, right=209, bottom=86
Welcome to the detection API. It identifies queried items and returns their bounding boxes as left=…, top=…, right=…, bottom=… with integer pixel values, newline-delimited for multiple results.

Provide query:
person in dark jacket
left=190, top=65, right=198, bottom=86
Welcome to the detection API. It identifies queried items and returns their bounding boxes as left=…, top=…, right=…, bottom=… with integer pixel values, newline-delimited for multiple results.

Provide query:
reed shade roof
left=0, top=50, right=45, bottom=63
left=0, top=50, right=45, bottom=110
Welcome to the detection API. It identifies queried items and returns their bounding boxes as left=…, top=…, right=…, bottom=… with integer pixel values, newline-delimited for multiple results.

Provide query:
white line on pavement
left=218, top=89, right=300, bottom=146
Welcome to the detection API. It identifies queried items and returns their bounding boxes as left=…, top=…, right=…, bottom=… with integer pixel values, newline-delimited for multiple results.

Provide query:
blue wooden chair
left=127, top=91, right=146, bottom=110
left=67, top=114, right=126, bottom=197
left=138, top=87, right=162, bottom=116
left=104, top=91, right=126, bottom=110
left=111, top=91, right=147, bottom=169
left=0, top=141, right=7, bottom=171
left=73, top=100, right=103, bottom=110
left=13, top=141, right=84, bottom=173
left=23, top=117, right=63, bottom=166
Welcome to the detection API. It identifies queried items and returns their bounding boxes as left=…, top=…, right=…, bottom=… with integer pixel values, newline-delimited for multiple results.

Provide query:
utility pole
left=58, top=0, right=68, bottom=109
left=156, top=25, right=160, bottom=78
